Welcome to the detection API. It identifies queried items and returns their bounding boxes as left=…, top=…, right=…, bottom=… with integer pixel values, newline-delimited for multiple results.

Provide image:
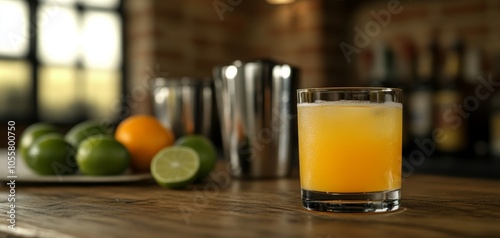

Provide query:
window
left=0, top=0, right=125, bottom=124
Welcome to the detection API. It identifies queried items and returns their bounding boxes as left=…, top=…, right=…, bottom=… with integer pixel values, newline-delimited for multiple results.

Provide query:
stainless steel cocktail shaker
left=213, top=59, right=298, bottom=178
left=151, top=77, right=213, bottom=138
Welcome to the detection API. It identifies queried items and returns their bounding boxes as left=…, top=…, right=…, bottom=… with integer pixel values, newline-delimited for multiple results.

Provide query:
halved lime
left=151, top=146, right=200, bottom=189
left=175, top=135, right=218, bottom=182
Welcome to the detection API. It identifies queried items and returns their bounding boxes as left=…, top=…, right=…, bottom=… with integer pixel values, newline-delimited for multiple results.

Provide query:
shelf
left=413, top=156, right=500, bottom=179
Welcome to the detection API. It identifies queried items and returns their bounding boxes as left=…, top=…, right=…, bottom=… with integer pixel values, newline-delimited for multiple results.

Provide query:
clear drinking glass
left=297, top=87, right=403, bottom=212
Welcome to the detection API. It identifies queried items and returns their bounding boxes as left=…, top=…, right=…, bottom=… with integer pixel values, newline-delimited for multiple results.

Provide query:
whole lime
left=27, top=134, right=77, bottom=175
left=76, top=135, right=130, bottom=176
left=65, top=121, right=112, bottom=148
left=175, top=135, right=217, bottom=182
left=20, top=123, right=60, bottom=168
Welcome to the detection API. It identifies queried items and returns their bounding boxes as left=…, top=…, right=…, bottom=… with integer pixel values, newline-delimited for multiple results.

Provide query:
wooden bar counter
left=1, top=171, right=500, bottom=238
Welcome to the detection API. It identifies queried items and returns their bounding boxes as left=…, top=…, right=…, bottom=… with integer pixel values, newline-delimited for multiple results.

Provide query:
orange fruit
left=115, top=115, right=175, bottom=172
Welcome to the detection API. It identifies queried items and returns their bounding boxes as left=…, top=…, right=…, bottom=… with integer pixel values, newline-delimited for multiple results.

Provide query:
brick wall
left=125, top=0, right=497, bottom=114
left=124, top=0, right=350, bottom=114
left=124, top=0, right=156, bottom=115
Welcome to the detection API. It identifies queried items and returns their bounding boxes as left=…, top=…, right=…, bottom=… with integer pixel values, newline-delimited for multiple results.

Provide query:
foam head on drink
left=298, top=100, right=402, bottom=193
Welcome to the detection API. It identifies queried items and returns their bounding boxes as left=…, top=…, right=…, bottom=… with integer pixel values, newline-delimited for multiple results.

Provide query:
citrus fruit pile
left=19, top=115, right=218, bottom=189
left=20, top=121, right=128, bottom=176
left=114, top=115, right=217, bottom=189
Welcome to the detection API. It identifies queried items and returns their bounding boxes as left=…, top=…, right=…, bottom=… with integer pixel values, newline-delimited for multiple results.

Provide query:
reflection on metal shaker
left=213, top=59, right=298, bottom=178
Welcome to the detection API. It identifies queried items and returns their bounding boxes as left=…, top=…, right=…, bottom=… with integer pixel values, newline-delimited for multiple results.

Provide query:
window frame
left=0, top=0, right=127, bottom=125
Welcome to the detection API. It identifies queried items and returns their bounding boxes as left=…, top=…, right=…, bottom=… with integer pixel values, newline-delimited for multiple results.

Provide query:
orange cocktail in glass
left=297, top=88, right=403, bottom=212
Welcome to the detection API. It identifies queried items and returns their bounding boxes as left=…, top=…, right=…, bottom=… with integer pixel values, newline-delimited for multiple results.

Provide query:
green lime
left=151, top=146, right=200, bottom=189
left=20, top=123, right=60, bottom=167
left=65, top=121, right=112, bottom=148
left=175, top=135, right=217, bottom=182
left=27, top=134, right=77, bottom=175
left=76, top=136, right=130, bottom=176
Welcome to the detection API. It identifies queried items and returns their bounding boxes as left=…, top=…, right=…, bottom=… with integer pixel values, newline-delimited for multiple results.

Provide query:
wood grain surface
left=1, top=172, right=500, bottom=238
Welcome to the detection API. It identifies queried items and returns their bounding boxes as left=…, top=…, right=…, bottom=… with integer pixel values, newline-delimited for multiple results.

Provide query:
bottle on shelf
left=433, top=35, right=467, bottom=158
left=394, top=38, right=417, bottom=155
left=463, top=45, right=490, bottom=158
left=408, top=37, right=438, bottom=156
left=357, top=48, right=374, bottom=86
left=489, top=55, right=500, bottom=159
left=369, top=41, right=397, bottom=88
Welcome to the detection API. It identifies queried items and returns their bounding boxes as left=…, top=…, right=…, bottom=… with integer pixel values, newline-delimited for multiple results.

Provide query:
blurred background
left=1, top=0, right=500, bottom=178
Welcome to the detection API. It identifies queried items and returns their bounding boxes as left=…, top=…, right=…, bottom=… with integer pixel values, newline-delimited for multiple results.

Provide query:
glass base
left=301, top=189, right=400, bottom=213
